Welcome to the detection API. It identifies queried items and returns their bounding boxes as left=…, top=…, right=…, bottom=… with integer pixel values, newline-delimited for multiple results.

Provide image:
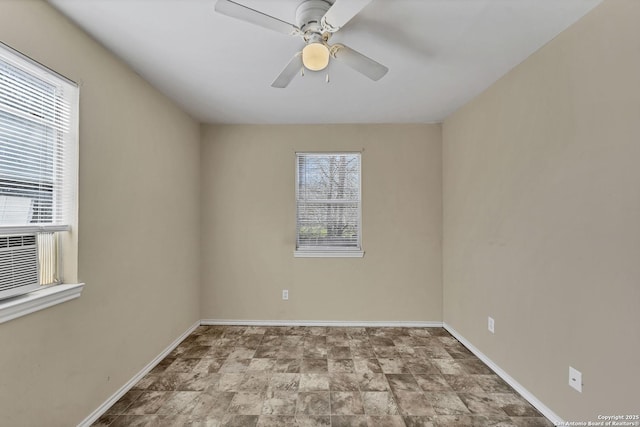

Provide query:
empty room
left=0, top=0, right=638, bottom=426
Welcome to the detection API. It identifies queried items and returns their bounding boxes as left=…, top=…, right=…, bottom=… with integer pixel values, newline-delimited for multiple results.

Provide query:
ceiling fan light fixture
left=302, top=42, right=330, bottom=71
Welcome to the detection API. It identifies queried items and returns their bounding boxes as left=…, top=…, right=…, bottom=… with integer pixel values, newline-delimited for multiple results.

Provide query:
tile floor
left=93, top=326, right=554, bottom=427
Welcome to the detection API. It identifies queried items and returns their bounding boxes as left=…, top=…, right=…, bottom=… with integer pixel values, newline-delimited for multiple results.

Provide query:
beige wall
left=443, top=0, right=640, bottom=421
left=201, top=124, right=442, bottom=322
left=3, top=0, right=635, bottom=424
left=0, top=1, right=201, bottom=425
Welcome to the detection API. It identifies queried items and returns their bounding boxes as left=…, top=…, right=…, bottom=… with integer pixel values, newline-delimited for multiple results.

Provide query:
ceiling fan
left=215, top=0, right=389, bottom=88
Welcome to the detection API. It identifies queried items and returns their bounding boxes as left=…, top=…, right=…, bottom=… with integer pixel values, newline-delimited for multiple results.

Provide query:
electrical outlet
left=282, top=289, right=289, bottom=300
left=488, top=316, right=495, bottom=334
left=569, top=366, right=582, bottom=392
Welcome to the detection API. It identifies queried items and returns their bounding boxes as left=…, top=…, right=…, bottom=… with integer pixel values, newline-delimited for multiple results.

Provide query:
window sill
left=294, top=250, right=365, bottom=258
left=0, top=283, right=85, bottom=324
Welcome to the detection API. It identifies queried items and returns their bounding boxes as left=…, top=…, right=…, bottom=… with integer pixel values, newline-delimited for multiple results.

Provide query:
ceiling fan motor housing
left=213, top=0, right=387, bottom=87
left=296, top=0, right=331, bottom=34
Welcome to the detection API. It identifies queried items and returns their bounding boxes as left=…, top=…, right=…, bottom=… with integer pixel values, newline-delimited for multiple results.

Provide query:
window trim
left=294, top=152, right=364, bottom=258
left=0, top=283, right=84, bottom=324
left=293, top=249, right=364, bottom=258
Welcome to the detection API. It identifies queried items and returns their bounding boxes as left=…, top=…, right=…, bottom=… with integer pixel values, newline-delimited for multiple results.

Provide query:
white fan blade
left=331, top=44, right=388, bottom=81
left=215, top=0, right=300, bottom=36
left=321, top=0, right=372, bottom=32
left=271, top=53, right=303, bottom=88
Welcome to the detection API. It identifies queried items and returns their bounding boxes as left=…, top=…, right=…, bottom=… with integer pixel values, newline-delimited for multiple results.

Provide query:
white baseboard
left=443, top=322, right=563, bottom=426
left=200, top=319, right=443, bottom=328
left=77, top=320, right=200, bottom=427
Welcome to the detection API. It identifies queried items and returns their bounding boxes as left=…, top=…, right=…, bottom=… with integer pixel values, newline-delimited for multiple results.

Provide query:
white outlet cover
left=488, top=317, right=495, bottom=334
left=569, top=366, right=582, bottom=392
left=282, top=289, right=289, bottom=300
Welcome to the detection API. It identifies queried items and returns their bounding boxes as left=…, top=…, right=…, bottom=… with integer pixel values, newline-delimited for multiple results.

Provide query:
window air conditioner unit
left=0, top=234, right=40, bottom=300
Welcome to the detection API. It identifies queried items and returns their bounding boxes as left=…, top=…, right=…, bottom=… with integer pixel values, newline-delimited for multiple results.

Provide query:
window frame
left=294, top=151, right=364, bottom=258
left=0, top=42, right=83, bottom=322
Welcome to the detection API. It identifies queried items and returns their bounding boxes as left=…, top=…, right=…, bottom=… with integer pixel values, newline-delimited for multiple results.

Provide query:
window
left=0, top=42, right=79, bottom=286
left=295, top=152, right=363, bottom=257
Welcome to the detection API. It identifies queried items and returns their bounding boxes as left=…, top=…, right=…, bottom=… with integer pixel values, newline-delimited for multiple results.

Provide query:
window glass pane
left=0, top=110, right=55, bottom=225
left=0, top=60, right=58, bottom=124
left=296, top=153, right=361, bottom=250
left=0, top=43, right=77, bottom=232
left=297, top=202, right=360, bottom=247
left=298, top=154, right=360, bottom=201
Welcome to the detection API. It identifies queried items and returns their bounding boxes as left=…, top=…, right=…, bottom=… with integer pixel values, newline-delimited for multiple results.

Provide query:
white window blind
left=296, top=152, right=361, bottom=251
left=0, top=43, right=78, bottom=234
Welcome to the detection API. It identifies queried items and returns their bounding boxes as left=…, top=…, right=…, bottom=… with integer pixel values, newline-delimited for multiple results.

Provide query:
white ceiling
left=49, top=0, right=601, bottom=124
